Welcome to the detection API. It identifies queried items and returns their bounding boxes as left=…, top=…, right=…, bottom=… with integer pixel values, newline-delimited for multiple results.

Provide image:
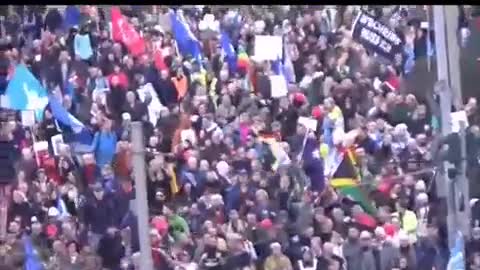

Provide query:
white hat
left=415, top=180, right=426, bottom=191
left=471, top=198, right=480, bottom=207
left=122, top=113, right=131, bottom=121
left=216, top=161, right=230, bottom=178
left=153, top=25, right=164, bottom=33
left=374, top=227, right=386, bottom=237
left=416, top=192, right=429, bottom=203
left=48, top=207, right=60, bottom=218
left=360, top=231, right=372, bottom=239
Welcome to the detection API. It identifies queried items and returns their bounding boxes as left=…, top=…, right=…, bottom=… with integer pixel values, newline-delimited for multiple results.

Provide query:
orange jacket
left=171, top=75, right=188, bottom=100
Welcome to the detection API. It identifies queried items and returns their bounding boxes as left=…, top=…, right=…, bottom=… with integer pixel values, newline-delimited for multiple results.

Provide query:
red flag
left=111, top=7, right=145, bottom=57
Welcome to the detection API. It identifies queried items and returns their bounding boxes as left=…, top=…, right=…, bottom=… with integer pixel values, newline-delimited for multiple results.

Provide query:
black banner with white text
left=352, top=11, right=404, bottom=62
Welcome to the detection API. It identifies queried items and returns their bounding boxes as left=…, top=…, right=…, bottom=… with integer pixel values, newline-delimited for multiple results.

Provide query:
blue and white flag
left=56, top=196, right=70, bottom=219
left=3, top=65, right=48, bottom=120
left=170, top=10, right=203, bottom=65
left=48, top=95, right=85, bottom=133
left=220, top=31, right=237, bottom=74
left=272, top=36, right=295, bottom=84
left=24, top=235, right=44, bottom=270
left=447, top=231, right=465, bottom=270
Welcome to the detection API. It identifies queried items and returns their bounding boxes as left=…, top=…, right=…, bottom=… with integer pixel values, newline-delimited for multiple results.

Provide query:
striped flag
left=330, top=148, right=377, bottom=215
left=168, top=163, right=180, bottom=195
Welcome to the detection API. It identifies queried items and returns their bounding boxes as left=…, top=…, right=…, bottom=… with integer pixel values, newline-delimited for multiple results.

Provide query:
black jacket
left=0, top=139, right=18, bottom=184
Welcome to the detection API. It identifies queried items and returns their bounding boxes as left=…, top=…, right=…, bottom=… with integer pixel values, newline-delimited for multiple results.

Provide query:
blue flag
left=220, top=31, right=237, bottom=74
left=170, top=11, right=203, bottom=65
left=74, top=33, right=93, bottom=60
left=64, top=6, right=81, bottom=29
left=447, top=231, right=465, bottom=270
left=24, top=235, right=44, bottom=270
left=48, top=95, right=85, bottom=133
left=4, top=65, right=48, bottom=120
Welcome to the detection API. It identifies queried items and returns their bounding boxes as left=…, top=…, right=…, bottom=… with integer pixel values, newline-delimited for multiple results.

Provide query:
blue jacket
left=90, top=131, right=117, bottom=169
left=74, top=33, right=93, bottom=60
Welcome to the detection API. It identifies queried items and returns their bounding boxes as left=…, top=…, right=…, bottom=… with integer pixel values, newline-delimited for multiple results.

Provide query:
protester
left=0, top=4, right=476, bottom=270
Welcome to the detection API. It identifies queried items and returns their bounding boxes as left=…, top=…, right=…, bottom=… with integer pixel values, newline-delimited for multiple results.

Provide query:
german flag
left=330, top=148, right=377, bottom=215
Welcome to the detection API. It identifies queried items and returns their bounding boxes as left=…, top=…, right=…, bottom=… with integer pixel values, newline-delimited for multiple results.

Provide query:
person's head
left=52, top=240, right=66, bottom=255
left=473, top=252, right=480, bottom=266
left=270, top=242, right=282, bottom=256
left=155, top=189, right=166, bottom=202
left=12, top=190, right=25, bottom=204
left=359, top=231, right=372, bottom=248
left=399, top=256, right=408, bottom=269
left=8, top=220, right=20, bottom=235
left=473, top=226, right=480, bottom=240
left=321, top=218, right=334, bottom=234
left=331, top=207, right=344, bottom=222
left=67, top=241, right=79, bottom=255
left=126, top=91, right=136, bottom=104
left=470, top=125, right=480, bottom=139
left=246, top=212, right=257, bottom=225
left=187, top=157, right=198, bottom=170
left=347, top=227, right=359, bottom=241
left=415, top=192, right=429, bottom=208
left=93, top=183, right=104, bottom=200
left=204, top=233, right=217, bottom=248
left=302, top=247, right=313, bottom=262
left=328, top=259, right=341, bottom=270
left=162, top=205, right=174, bottom=217
left=101, top=164, right=114, bottom=179
left=102, top=118, right=113, bottom=131
left=44, top=108, right=53, bottom=119
left=31, top=218, right=42, bottom=235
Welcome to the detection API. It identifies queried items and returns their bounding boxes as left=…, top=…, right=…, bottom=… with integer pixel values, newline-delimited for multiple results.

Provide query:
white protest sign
left=21, top=110, right=36, bottom=127
left=254, top=35, right=283, bottom=61
left=33, top=141, right=49, bottom=153
left=270, top=75, right=288, bottom=98
left=298, top=117, right=318, bottom=131
left=136, top=83, right=166, bottom=126
left=451, top=110, right=469, bottom=133
left=51, top=134, right=64, bottom=156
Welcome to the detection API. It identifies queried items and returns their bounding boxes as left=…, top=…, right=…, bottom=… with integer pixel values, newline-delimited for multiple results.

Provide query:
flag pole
left=296, top=127, right=310, bottom=162
left=426, top=5, right=431, bottom=72
left=130, top=122, right=154, bottom=270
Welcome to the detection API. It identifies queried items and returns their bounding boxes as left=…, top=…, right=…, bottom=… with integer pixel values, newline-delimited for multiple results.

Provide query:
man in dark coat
left=83, top=183, right=114, bottom=250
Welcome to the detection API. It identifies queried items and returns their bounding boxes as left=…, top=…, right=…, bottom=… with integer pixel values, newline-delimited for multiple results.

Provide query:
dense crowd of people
left=0, top=4, right=479, bottom=270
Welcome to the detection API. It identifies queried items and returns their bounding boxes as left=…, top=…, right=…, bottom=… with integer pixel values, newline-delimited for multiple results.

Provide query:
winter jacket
left=84, top=197, right=113, bottom=234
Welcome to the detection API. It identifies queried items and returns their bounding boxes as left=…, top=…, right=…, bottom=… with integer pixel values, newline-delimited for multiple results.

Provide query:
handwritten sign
left=298, top=117, right=318, bottom=131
